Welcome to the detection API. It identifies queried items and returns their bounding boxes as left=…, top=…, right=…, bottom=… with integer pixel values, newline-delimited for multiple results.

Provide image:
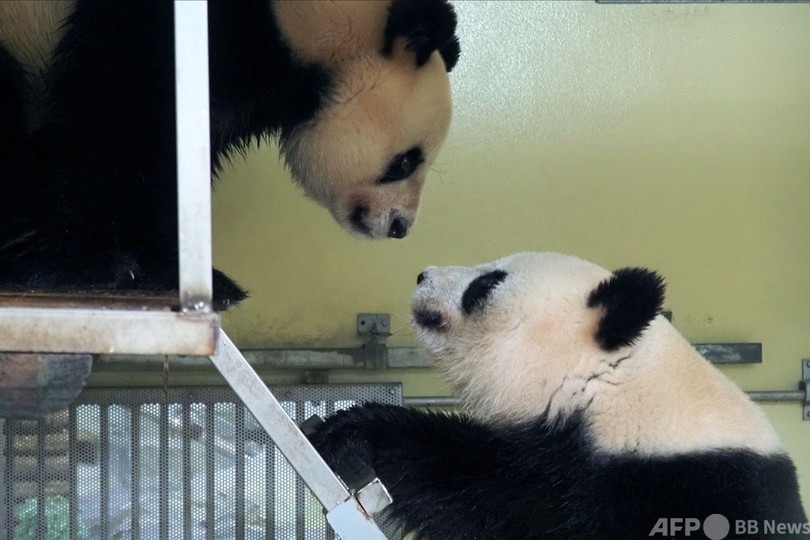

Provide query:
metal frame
left=0, top=1, right=219, bottom=357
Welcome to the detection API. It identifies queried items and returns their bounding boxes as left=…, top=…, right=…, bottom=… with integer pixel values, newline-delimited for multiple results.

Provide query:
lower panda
left=0, top=1, right=459, bottom=308
left=311, top=252, right=807, bottom=539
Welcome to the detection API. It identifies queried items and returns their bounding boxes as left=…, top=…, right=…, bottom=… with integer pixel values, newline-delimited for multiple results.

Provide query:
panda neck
left=586, top=318, right=783, bottom=457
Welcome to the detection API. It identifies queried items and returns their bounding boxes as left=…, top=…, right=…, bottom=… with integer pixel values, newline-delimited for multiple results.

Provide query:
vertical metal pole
left=36, top=419, right=45, bottom=539
left=131, top=406, right=142, bottom=540
left=265, top=442, right=275, bottom=539
left=3, top=423, right=12, bottom=538
left=235, top=405, right=245, bottom=539
left=100, top=408, right=110, bottom=540
left=159, top=403, right=169, bottom=540
left=205, top=405, right=215, bottom=539
left=174, top=0, right=213, bottom=311
left=182, top=402, right=192, bottom=540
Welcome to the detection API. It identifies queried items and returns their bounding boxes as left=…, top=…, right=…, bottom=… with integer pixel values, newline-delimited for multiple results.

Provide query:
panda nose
left=387, top=217, right=409, bottom=239
left=416, top=271, right=427, bottom=285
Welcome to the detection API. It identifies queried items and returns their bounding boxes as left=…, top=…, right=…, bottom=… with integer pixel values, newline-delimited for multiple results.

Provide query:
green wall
left=208, top=2, right=810, bottom=511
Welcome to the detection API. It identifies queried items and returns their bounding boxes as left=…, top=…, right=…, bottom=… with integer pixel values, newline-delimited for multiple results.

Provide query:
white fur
left=0, top=1, right=73, bottom=76
left=413, top=252, right=783, bottom=457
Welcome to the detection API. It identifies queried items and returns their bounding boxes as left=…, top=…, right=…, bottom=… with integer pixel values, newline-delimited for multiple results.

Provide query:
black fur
left=587, top=267, right=666, bottom=351
left=383, top=0, right=460, bottom=71
left=461, top=269, right=508, bottom=315
left=0, top=0, right=459, bottom=309
left=311, top=403, right=807, bottom=540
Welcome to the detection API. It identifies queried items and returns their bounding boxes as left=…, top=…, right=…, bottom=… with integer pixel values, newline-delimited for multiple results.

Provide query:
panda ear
left=383, top=0, right=461, bottom=72
left=586, top=268, right=666, bottom=352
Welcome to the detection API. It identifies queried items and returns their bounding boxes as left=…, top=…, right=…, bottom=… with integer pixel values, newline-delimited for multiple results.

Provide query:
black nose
left=417, top=271, right=427, bottom=285
left=387, top=217, right=408, bottom=239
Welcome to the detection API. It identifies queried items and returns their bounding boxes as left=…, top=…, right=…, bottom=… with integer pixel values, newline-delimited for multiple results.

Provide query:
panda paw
left=18, top=249, right=142, bottom=291
left=212, top=268, right=248, bottom=310
left=308, top=406, right=370, bottom=460
left=307, top=403, right=404, bottom=474
left=309, top=403, right=400, bottom=489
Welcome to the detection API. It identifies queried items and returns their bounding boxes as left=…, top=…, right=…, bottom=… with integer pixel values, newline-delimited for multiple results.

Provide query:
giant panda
left=0, top=0, right=459, bottom=308
left=311, top=252, right=807, bottom=539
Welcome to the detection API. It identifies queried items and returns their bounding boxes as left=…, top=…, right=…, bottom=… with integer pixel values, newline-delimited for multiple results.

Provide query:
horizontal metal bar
left=402, top=396, right=461, bottom=408
left=597, top=0, right=810, bottom=4
left=403, top=389, right=807, bottom=408
left=747, top=391, right=805, bottom=402
left=694, top=343, right=761, bottom=364
left=0, top=307, right=219, bottom=355
left=92, top=343, right=765, bottom=370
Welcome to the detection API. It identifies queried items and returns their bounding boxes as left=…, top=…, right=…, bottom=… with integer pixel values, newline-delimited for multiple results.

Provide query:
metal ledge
left=0, top=307, right=219, bottom=356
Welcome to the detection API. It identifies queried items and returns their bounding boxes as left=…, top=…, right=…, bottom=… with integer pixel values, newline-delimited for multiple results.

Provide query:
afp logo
left=649, top=514, right=730, bottom=539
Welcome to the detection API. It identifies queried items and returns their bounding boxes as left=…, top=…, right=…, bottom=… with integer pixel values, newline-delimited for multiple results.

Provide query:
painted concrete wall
left=210, top=1, right=810, bottom=511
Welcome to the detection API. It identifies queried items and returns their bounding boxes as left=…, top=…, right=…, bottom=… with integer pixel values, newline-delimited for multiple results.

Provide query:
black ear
left=586, top=268, right=666, bottom=352
left=382, top=0, right=461, bottom=72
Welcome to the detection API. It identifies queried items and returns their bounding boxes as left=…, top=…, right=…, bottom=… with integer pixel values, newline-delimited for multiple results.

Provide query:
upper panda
left=0, top=0, right=459, bottom=308
left=311, top=252, right=807, bottom=539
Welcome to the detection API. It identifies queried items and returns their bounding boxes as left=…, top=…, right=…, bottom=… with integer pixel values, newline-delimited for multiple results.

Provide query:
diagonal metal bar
left=208, top=330, right=389, bottom=539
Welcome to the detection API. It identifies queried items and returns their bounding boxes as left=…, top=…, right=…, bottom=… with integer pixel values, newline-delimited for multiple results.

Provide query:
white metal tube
left=174, top=0, right=213, bottom=310
left=209, top=331, right=352, bottom=509
left=208, top=331, right=391, bottom=538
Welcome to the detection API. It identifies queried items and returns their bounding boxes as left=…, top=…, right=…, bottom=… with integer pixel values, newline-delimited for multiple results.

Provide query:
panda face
left=412, top=252, right=616, bottom=423
left=273, top=0, right=455, bottom=239
left=281, top=43, right=452, bottom=239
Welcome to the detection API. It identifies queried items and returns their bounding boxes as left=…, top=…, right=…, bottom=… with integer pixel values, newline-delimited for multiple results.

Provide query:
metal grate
left=0, top=384, right=403, bottom=540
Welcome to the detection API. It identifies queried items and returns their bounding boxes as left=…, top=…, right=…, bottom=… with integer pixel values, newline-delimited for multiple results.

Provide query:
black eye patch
left=461, top=270, right=508, bottom=315
left=378, top=147, right=424, bottom=184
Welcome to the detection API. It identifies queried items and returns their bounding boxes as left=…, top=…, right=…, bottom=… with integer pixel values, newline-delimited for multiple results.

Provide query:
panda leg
left=0, top=224, right=143, bottom=292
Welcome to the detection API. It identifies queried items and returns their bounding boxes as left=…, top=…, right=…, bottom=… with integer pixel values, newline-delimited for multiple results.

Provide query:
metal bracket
left=802, top=359, right=809, bottom=422
left=357, top=314, right=391, bottom=337
left=358, top=314, right=391, bottom=370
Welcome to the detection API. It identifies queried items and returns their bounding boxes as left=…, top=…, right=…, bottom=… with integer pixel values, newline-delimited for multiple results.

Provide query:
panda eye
left=378, top=147, right=424, bottom=184
left=462, top=270, right=508, bottom=315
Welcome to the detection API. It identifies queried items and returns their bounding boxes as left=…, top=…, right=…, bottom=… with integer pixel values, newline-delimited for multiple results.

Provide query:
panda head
left=412, top=252, right=783, bottom=455
left=273, top=0, right=460, bottom=239
left=412, top=252, right=666, bottom=421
